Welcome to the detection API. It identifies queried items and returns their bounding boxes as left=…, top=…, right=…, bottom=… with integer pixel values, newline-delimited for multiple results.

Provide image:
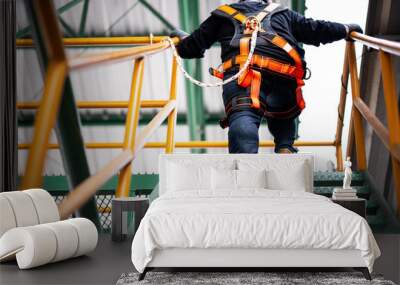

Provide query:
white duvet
left=131, top=190, right=380, bottom=273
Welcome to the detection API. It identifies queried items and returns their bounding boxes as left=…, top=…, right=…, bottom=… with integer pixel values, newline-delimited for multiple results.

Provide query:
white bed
left=131, top=154, right=380, bottom=280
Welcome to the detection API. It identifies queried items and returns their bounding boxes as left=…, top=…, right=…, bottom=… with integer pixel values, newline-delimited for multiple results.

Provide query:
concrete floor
left=0, top=234, right=134, bottom=285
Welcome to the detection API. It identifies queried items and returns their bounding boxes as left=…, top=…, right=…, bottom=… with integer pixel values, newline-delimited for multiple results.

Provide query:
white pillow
left=236, top=169, right=267, bottom=189
left=237, top=157, right=312, bottom=192
left=266, top=162, right=307, bottom=191
left=211, top=168, right=237, bottom=190
left=167, top=163, right=211, bottom=191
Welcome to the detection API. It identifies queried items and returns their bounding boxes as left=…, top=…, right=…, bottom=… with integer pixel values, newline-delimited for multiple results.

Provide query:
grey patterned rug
left=117, top=272, right=396, bottom=285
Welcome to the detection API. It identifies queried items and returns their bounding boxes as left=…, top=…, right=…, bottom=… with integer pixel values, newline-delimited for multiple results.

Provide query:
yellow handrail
left=69, top=38, right=179, bottom=70
left=115, top=58, right=145, bottom=198
left=347, top=41, right=367, bottom=170
left=350, top=32, right=400, bottom=57
left=17, top=100, right=168, bottom=109
left=16, top=36, right=170, bottom=47
left=18, top=141, right=335, bottom=150
left=346, top=32, right=400, bottom=216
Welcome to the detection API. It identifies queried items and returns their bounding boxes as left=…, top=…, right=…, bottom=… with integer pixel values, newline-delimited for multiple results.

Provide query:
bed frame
left=138, top=154, right=372, bottom=281
left=140, top=249, right=371, bottom=280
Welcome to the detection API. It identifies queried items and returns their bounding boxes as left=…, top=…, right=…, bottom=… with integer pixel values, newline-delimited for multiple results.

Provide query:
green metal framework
left=17, top=0, right=84, bottom=38
left=19, top=174, right=158, bottom=195
left=292, top=0, right=307, bottom=139
left=291, top=0, right=307, bottom=15
left=178, top=0, right=207, bottom=153
left=18, top=112, right=225, bottom=127
left=138, top=0, right=176, bottom=31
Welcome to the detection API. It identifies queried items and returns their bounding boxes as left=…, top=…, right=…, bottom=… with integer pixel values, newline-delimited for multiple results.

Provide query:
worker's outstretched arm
left=172, top=16, right=222, bottom=59
left=290, top=11, right=362, bottom=46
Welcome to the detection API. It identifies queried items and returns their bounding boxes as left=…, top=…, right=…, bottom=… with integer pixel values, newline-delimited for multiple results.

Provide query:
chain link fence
left=49, top=190, right=149, bottom=233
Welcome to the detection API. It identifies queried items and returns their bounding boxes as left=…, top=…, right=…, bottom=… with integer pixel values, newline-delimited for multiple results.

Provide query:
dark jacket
left=177, top=2, right=347, bottom=65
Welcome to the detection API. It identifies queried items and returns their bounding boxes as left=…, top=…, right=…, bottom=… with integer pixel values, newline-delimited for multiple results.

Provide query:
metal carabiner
left=304, top=67, right=312, bottom=80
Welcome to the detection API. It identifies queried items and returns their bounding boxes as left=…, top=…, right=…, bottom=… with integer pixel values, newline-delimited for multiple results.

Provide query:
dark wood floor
left=1, top=233, right=398, bottom=284
left=0, top=234, right=134, bottom=285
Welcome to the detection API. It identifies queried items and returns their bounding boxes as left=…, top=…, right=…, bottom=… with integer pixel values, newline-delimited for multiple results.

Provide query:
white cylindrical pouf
left=42, top=221, right=79, bottom=263
left=66, top=218, right=98, bottom=257
left=0, top=192, right=39, bottom=227
left=0, top=226, right=57, bottom=269
left=0, top=196, right=17, bottom=237
left=24, top=189, right=59, bottom=224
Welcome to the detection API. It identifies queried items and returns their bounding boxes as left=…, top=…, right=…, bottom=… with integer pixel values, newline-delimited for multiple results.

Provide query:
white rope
left=165, top=28, right=259, bottom=88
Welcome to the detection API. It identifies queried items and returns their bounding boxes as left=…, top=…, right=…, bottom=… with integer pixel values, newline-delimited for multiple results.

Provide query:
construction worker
left=171, top=0, right=362, bottom=154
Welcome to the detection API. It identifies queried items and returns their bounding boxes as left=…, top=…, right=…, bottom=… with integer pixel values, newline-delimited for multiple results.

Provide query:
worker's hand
left=345, top=24, right=363, bottom=41
left=169, top=29, right=189, bottom=41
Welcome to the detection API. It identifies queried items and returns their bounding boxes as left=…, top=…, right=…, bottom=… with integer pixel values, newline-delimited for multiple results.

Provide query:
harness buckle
left=244, top=16, right=264, bottom=33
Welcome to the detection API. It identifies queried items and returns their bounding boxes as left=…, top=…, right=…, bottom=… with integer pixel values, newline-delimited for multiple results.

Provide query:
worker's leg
left=228, top=110, right=262, bottom=154
left=266, top=116, right=298, bottom=153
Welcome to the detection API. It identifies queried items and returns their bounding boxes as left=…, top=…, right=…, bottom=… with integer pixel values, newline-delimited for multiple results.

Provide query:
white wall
left=299, top=0, right=368, bottom=171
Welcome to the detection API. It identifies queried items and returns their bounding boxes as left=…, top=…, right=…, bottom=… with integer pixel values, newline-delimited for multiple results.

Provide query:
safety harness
left=209, top=3, right=307, bottom=128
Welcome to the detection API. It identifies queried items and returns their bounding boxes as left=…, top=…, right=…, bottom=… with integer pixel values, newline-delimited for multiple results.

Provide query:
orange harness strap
left=217, top=5, right=247, bottom=24
left=271, top=35, right=306, bottom=110
left=222, top=55, right=302, bottom=79
left=210, top=4, right=306, bottom=114
left=237, top=37, right=260, bottom=109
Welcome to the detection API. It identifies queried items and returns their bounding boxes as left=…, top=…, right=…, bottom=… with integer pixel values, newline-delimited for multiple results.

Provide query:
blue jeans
left=223, top=73, right=298, bottom=154
left=228, top=110, right=297, bottom=153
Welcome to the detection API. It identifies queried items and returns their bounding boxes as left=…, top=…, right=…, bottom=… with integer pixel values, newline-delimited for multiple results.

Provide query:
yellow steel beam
left=165, top=56, right=178, bottom=154
left=347, top=41, right=367, bottom=171
left=353, top=97, right=400, bottom=162
left=17, top=100, right=167, bottom=109
left=20, top=0, right=69, bottom=189
left=335, top=48, right=350, bottom=171
left=116, top=58, right=145, bottom=198
left=17, top=33, right=400, bottom=57
left=346, top=114, right=355, bottom=159
left=69, top=37, right=179, bottom=70
left=19, top=141, right=336, bottom=150
left=21, top=62, right=67, bottom=189
left=16, top=36, right=170, bottom=47
left=379, top=51, right=400, bottom=216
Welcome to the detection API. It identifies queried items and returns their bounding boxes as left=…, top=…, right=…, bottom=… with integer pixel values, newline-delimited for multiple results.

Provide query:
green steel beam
left=79, top=0, right=90, bottom=36
left=18, top=111, right=241, bottom=127
left=17, top=0, right=83, bottom=38
left=138, top=0, right=176, bottom=31
left=19, top=174, right=158, bottom=196
left=58, top=16, right=77, bottom=37
left=178, top=0, right=206, bottom=153
left=291, top=0, right=306, bottom=140
left=23, top=0, right=100, bottom=227
left=291, top=0, right=306, bottom=15
left=190, top=0, right=206, bottom=143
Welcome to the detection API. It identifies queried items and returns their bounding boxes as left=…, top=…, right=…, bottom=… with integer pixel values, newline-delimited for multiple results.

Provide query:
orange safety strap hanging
left=249, top=69, right=261, bottom=109
left=238, top=37, right=251, bottom=87
left=237, top=36, right=261, bottom=109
